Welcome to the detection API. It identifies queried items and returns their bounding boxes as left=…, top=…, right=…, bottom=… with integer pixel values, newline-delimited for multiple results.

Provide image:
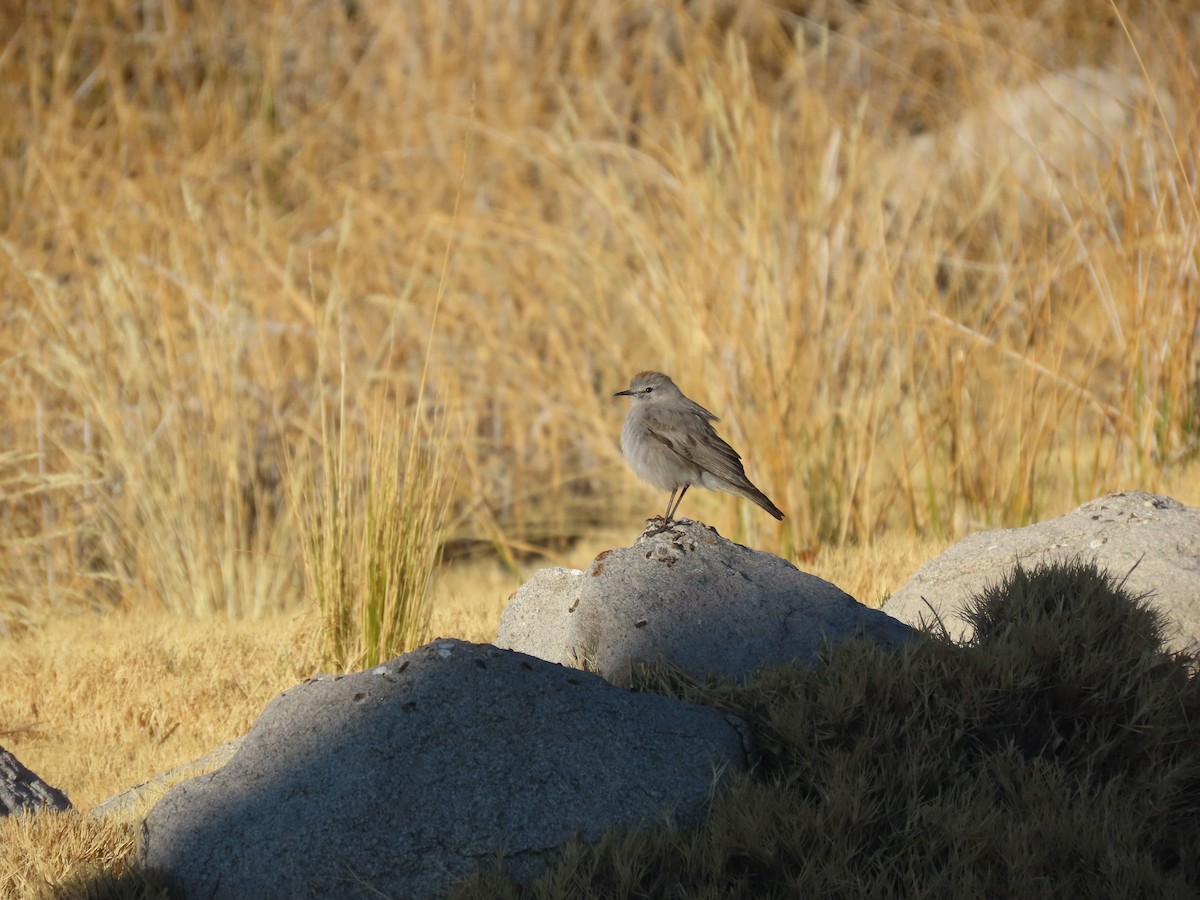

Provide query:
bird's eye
left=644, top=386, right=654, bottom=393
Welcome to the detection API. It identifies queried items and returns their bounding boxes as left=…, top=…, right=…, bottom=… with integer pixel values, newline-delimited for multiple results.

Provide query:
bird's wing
left=683, top=396, right=720, bottom=422
left=640, top=407, right=750, bottom=483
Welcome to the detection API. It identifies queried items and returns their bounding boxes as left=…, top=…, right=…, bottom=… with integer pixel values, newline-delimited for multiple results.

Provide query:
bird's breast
left=620, top=411, right=693, bottom=491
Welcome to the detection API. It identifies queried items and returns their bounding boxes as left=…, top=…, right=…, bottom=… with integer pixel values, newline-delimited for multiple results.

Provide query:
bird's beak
left=613, top=389, right=633, bottom=397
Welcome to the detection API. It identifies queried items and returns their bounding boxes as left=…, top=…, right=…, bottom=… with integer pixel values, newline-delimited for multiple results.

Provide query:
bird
left=614, top=371, right=784, bottom=522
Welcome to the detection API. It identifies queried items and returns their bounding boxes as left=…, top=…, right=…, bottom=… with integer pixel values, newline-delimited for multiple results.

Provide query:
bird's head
left=613, top=371, right=680, bottom=404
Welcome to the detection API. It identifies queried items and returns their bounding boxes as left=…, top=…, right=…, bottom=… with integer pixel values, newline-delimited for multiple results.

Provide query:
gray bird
left=614, top=371, right=784, bottom=522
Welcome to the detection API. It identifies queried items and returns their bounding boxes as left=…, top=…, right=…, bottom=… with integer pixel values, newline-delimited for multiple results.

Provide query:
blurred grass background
left=2, top=0, right=1190, bottom=628
left=2, top=0, right=1198, bottom=626
left=2, top=0, right=1200, bottom=892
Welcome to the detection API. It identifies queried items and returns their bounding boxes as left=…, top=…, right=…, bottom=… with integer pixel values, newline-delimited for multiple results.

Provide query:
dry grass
left=0, top=610, right=311, bottom=898
left=0, top=611, right=317, bottom=811
left=3, top=0, right=1200, bottom=894
left=295, top=378, right=459, bottom=671
left=0, top=811, right=160, bottom=900
left=2, top=0, right=1198, bottom=625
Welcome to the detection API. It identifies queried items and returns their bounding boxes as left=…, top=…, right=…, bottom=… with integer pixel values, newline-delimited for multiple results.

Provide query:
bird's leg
left=661, top=488, right=678, bottom=522
left=665, top=485, right=689, bottom=521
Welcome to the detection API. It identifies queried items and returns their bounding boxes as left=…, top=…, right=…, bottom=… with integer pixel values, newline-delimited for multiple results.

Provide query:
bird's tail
left=736, top=482, right=785, bottom=521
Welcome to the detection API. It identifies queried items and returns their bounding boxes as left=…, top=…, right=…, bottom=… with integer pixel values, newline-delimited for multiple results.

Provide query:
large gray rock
left=139, top=639, right=749, bottom=899
left=497, top=519, right=917, bottom=684
left=883, top=491, right=1200, bottom=652
left=0, top=744, right=71, bottom=816
left=886, top=66, right=1175, bottom=221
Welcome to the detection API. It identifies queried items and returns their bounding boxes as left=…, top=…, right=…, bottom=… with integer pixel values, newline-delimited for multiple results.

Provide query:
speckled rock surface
left=139, top=639, right=750, bottom=899
left=496, top=567, right=583, bottom=667
left=498, top=519, right=917, bottom=684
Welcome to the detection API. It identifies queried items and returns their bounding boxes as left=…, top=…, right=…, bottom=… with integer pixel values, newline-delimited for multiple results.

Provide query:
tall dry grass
left=0, top=0, right=1197, bottom=624
left=295, top=368, right=458, bottom=671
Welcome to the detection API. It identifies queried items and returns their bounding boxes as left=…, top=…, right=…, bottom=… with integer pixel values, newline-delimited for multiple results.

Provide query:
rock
left=887, top=66, right=1175, bottom=221
left=90, top=738, right=243, bottom=819
left=0, top=744, right=72, bottom=816
left=496, top=567, right=584, bottom=667
left=497, top=519, right=918, bottom=684
left=139, top=639, right=750, bottom=899
left=883, top=491, right=1200, bottom=652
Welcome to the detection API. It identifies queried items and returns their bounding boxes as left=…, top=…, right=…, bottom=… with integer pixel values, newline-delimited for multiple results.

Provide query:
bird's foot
left=642, top=516, right=673, bottom=536
left=642, top=515, right=697, bottom=537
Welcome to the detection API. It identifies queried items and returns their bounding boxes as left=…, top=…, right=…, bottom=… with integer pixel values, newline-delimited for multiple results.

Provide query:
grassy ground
left=2, top=0, right=1200, bottom=895
left=0, top=536, right=939, bottom=896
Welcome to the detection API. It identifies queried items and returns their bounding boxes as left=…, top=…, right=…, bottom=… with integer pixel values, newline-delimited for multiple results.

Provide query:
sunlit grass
left=3, top=1, right=1198, bottom=623
left=296, top=382, right=457, bottom=671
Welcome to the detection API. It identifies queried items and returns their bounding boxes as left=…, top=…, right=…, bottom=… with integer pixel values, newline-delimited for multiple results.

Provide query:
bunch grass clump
left=295, top=378, right=458, bottom=672
left=455, top=560, right=1200, bottom=898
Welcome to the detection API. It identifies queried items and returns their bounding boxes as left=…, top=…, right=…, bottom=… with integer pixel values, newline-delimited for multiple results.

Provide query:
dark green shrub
left=454, top=560, right=1200, bottom=899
